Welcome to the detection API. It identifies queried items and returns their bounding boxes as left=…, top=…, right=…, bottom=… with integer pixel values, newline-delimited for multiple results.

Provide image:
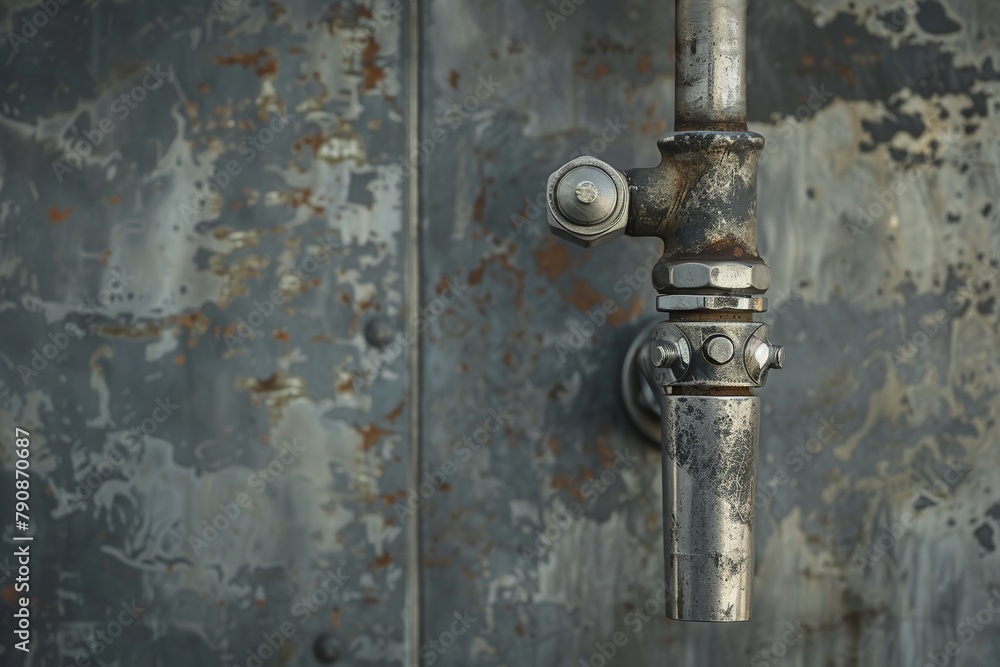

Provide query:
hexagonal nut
left=547, top=156, right=629, bottom=249
left=655, top=260, right=771, bottom=292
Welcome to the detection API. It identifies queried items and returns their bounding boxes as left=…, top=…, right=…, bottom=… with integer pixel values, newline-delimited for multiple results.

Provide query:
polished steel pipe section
left=660, top=395, right=759, bottom=621
left=674, top=0, right=747, bottom=131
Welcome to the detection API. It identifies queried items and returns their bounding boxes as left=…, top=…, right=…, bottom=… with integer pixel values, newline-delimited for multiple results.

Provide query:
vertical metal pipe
left=660, top=395, right=759, bottom=621
left=674, top=0, right=747, bottom=131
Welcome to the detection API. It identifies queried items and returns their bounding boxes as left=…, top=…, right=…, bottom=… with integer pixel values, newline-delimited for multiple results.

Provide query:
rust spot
left=255, top=598, right=266, bottom=608
left=93, top=323, right=161, bottom=340
left=198, top=82, right=210, bottom=94
left=801, top=53, right=816, bottom=69
left=361, top=39, right=385, bottom=92
left=273, top=329, right=291, bottom=342
left=255, top=59, right=278, bottom=77
left=608, top=293, right=643, bottom=327
left=235, top=372, right=307, bottom=420
left=466, top=249, right=526, bottom=307
left=1, top=586, right=15, bottom=603
left=547, top=436, right=562, bottom=457
left=385, top=401, right=405, bottom=424
left=374, top=552, right=392, bottom=568
left=594, top=63, right=610, bottom=80
left=533, top=238, right=572, bottom=281
left=552, top=472, right=575, bottom=489
left=835, top=64, right=856, bottom=90
left=563, top=278, right=609, bottom=315
left=214, top=50, right=267, bottom=68
left=174, top=355, right=185, bottom=366
left=48, top=206, right=73, bottom=223
left=472, top=180, right=488, bottom=222
left=515, top=624, right=526, bottom=637
left=99, top=249, right=111, bottom=267
left=637, top=53, right=652, bottom=75
left=357, top=423, right=393, bottom=450
left=331, top=607, right=341, bottom=631
left=109, top=194, right=121, bottom=206
left=448, top=70, right=460, bottom=89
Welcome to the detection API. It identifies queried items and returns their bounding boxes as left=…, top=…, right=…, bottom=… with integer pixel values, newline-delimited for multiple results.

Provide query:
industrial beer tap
left=545, top=0, right=783, bottom=622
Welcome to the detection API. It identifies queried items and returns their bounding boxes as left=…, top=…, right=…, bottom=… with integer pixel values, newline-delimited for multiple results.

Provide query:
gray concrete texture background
left=0, top=0, right=998, bottom=665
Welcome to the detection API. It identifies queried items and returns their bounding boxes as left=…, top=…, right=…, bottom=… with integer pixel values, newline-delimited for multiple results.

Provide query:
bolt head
left=313, top=634, right=341, bottom=663
left=769, top=344, right=785, bottom=369
left=547, top=156, right=629, bottom=248
left=703, top=335, right=735, bottom=365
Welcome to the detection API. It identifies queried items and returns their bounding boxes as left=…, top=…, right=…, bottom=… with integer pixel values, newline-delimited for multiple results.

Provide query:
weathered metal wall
left=1, top=0, right=998, bottom=666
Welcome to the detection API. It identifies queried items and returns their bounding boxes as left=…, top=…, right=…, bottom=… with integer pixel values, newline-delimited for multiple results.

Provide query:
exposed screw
left=703, top=335, right=735, bottom=365
left=313, top=634, right=341, bottom=664
left=575, top=180, right=599, bottom=204
left=652, top=340, right=679, bottom=367
left=364, top=316, right=395, bottom=349
left=769, top=344, right=785, bottom=370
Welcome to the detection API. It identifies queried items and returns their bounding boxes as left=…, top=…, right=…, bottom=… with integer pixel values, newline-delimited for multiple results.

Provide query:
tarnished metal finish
left=0, top=1, right=415, bottom=665
left=660, top=395, right=759, bottom=621
left=547, top=156, right=630, bottom=247
left=656, top=259, right=770, bottom=293
left=627, top=132, right=766, bottom=278
left=656, top=294, right=768, bottom=312
left=1, top=0, right=998, bottom=663
left=648, top=321, right=777, bottom=389
left=541, top=0, right=781, bottom=625
left=675, top=0, right=747, bottom=131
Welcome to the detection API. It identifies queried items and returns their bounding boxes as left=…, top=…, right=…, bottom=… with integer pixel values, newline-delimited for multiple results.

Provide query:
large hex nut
left=547, top=156, right=630, bottom=248
left=654, top=260, right=771, bottom=293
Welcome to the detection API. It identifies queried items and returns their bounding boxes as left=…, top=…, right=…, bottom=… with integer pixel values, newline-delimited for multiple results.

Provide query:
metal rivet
left=364, top=316, right=394, bottom=349
left=703, top=335, right=735, bottom=365
left=313, top=634, right=341, bottom=664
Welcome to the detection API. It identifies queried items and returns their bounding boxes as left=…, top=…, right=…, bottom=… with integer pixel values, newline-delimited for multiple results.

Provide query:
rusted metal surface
left=0, top=0, right=414, bottom=665
left=0, top=0, right=998, bottom=665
